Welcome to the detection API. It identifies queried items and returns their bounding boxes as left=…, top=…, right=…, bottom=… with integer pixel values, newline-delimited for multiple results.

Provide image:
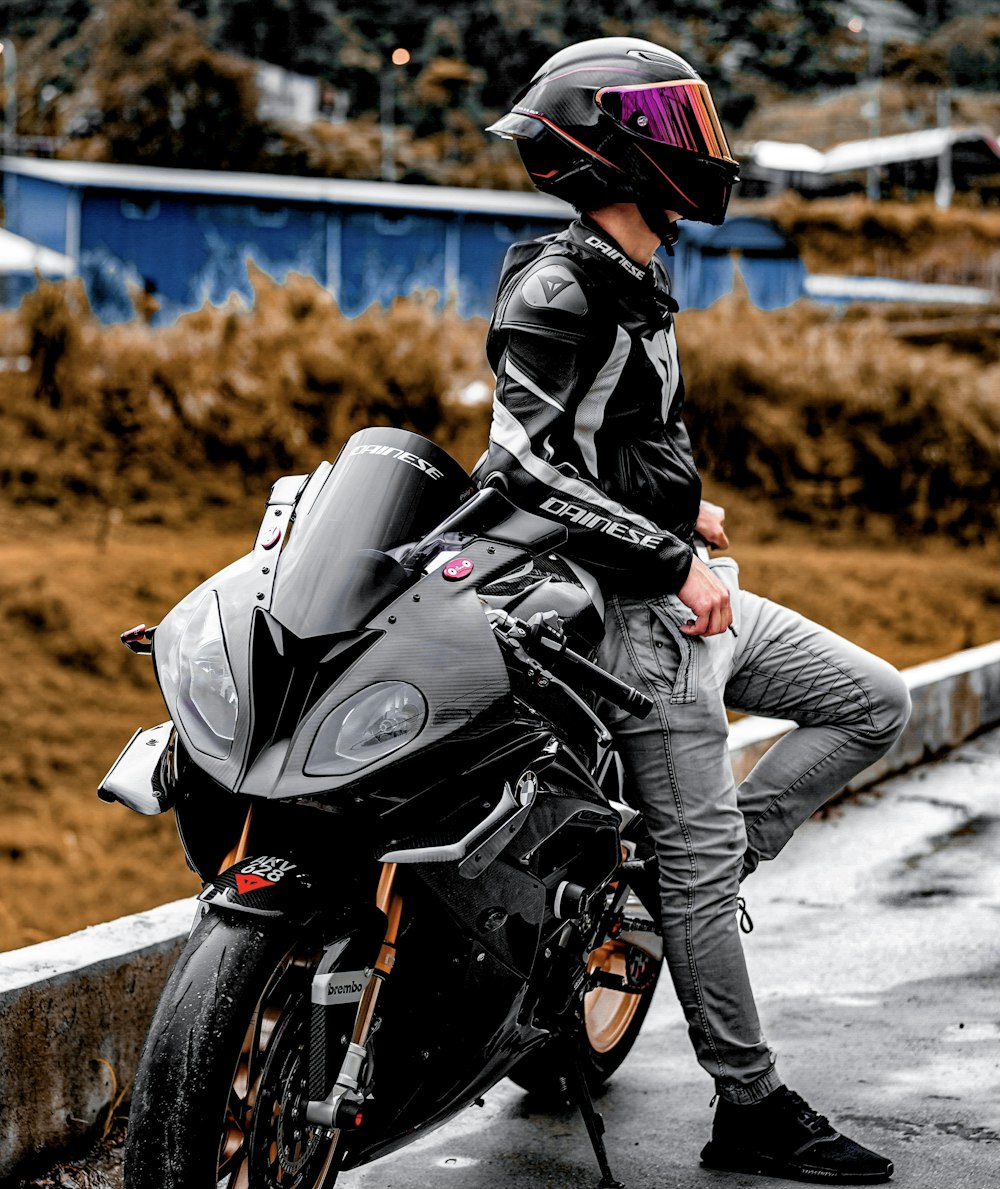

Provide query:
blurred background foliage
left=3, top=0, right=1000, bottom=181
left=0, top=271, right=490, bottom=531
left=1, top=267, right=996, bottom=545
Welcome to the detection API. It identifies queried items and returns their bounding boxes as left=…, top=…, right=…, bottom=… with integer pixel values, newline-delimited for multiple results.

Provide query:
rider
left=474, top=37, right=910, bottom=1185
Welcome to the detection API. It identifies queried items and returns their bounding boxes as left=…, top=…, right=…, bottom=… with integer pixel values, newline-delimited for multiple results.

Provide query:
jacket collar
left=560, top=216, right=655, bottom=286
left=559, top=218, right=678, bottom=319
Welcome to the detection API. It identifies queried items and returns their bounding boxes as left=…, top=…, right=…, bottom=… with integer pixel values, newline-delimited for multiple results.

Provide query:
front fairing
left=156, top=539, right=522, bottom=799
left=152, top=455, right=526, bottom=800
left=241, top=538, right=524, bottom=799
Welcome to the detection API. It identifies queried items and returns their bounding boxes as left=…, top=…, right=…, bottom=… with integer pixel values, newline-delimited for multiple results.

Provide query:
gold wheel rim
left=216, top=950, right=338, bottom=1189
left=584, top=941, right=642, bottom=1054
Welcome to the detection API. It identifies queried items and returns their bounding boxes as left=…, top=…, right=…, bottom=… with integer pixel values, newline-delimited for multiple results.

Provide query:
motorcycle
left=100, top=427, right=665, bottom=1189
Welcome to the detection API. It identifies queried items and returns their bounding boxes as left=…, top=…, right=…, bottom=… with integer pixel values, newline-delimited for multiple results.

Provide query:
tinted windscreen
left=270, top=429, right=474, bottom=639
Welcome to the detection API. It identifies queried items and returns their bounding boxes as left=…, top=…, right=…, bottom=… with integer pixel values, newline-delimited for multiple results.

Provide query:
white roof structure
left=255, top=62, right=322, bottom=126
left=0, top=156, right=573, bottom=220
left=0, top=227, right=75, bottom=276
left=750, top=126, right=1000, bottom=176
left=804, top=273, right=994, bottom=305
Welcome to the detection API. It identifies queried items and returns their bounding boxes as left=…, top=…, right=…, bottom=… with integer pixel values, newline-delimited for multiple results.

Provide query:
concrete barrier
left=0, top=900, right=193, bottom=1180
left=1, top=640, right=999, bottom=1181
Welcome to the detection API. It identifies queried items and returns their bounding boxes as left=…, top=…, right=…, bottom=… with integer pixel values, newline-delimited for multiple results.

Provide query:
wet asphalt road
left=330, top=726, right=1000, bottom=1189
left=32, top=727, right=1000, bottom=1189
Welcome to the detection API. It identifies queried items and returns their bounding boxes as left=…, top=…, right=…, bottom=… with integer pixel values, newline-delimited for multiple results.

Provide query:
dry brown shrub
left=737, top=80, right=1000, bottom=158
left=2, top=270, right=997, bottom=547
left=0, top=271, right=492, bottom=528
left=272, top=116, right=384, bottom=180
left=750, top=192, right=1000, bottom=276
left=271, top=114, right=531, bottom=190
left=679, top=293, right=1000, bottom=543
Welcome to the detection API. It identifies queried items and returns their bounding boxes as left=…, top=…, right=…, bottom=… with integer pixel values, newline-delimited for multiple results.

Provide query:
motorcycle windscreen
left=270, top=428, right=475, bottom=639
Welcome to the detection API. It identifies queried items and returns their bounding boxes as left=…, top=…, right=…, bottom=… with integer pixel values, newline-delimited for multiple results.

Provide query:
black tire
left=125, top=912, right=345, bottom=1189
left=509, top=939, right=662, bottom=1098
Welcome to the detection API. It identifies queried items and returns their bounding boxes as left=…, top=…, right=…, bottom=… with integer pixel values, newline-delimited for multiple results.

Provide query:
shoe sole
left=700, top=1141, right=893, bottom=1184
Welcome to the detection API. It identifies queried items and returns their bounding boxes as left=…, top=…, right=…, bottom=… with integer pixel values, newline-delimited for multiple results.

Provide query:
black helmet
left=487, top=37, right=739, bottom=232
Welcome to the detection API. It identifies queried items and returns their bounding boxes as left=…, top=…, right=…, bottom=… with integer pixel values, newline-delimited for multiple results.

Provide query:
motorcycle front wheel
left=125, top=912, right=349, bottom=1189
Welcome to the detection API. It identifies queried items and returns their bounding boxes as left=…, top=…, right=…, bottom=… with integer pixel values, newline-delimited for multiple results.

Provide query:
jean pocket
left=707, top=557, right=741, bottom=638
left=648, top=600, right=699, bottom=705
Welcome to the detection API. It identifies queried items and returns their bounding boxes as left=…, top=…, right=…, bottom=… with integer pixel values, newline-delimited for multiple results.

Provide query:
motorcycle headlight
left=163, top=593, right=239, bottom=759
left=306, top=682, right=427, bottom=776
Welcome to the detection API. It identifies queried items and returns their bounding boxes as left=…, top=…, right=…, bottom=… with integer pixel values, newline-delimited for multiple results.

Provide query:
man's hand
left=696, top=500, right=729, bottom=550
left=677, top=555, right=732, bottom=637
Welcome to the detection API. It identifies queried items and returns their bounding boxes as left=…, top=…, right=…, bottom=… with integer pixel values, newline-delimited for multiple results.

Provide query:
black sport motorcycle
left=101, top=428, right=665, bottom=1189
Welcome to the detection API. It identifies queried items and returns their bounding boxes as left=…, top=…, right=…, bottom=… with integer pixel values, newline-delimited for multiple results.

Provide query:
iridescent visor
left=596, top=80, right=736, bottom=164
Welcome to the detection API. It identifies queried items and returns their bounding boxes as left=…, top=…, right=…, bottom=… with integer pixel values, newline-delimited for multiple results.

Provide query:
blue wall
left=80, top=193, right=330, bottom=321
left=3, top=170, right=804, bottom=321
left=336, top=208, right=447, bottom=315
left=4, top=174, right=73, bottom=256
left=670, top=216, right=806, bottom=311
left=6, top=177, right=560, bottom=323
left=456, top=215, right=551, bottom=319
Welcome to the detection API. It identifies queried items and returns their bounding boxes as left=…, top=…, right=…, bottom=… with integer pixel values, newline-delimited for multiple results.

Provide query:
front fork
left=305, top=863, right=402, bottom=1130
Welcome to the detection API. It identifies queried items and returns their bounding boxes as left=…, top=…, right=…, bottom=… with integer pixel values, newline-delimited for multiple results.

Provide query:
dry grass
left=737, top=81, right=1000, bottom=158
left=0, top=532, right=247, bottom=950
left=2, top=270, right=997, bottom=546
left=0, top=271, right=492, bottom=530
left=749, top=192, right=1000, bottom=277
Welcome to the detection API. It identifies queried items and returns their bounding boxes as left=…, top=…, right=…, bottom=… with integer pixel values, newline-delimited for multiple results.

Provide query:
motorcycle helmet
left=487, top=37, right=739, bottom=237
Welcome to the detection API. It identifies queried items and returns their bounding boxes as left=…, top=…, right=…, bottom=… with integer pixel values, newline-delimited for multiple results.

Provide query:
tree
left=84, top=0, right=263, bottom=169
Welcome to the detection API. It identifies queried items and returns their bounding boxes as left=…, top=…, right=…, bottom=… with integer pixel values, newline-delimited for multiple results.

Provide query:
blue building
left=672, top=216, right=806, bottom=311
left=0, top=225, right=74, bottom=308
left=0, top=157, right=805, bottom=321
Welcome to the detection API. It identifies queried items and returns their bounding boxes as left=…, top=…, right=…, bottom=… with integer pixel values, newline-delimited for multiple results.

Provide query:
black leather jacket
left=473, top=217, right=701, bottom=595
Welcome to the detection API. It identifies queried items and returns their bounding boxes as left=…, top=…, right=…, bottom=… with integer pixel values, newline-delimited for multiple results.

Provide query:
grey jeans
left=597, top=557, right=911, bottom=1103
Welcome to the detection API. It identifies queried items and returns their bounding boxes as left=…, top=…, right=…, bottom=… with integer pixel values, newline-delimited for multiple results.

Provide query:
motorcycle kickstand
left=562, top=1034, right=625, bottom=1189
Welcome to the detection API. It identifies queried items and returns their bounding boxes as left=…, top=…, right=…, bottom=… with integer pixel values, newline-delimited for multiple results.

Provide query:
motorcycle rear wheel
left=509, top=938, right=662, bottom=1097
left=125, top=912, right=348, bottom=1189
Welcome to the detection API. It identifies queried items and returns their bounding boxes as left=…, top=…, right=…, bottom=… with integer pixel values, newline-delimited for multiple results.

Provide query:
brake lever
left=487, top=610, right=612, bottom=744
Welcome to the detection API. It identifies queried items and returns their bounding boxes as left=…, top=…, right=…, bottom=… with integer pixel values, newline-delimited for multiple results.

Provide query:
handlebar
left=555, top=646, right=654, bottom=720
left=488, top=610, right=653, bottom=720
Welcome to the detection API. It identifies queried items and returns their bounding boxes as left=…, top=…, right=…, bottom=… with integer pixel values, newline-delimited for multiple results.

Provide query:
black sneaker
left=700, top=1086, right=893, bottom=1184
